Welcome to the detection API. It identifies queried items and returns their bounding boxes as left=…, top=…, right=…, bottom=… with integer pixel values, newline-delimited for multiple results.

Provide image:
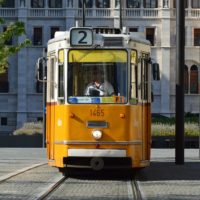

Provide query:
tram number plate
left=90, top=108, right=104, bottom=117
left=70, top=28, right=93, bottom=46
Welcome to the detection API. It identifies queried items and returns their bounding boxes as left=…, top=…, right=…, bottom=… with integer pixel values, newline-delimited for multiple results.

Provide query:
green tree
left=0, top=16, right=31, bottom=74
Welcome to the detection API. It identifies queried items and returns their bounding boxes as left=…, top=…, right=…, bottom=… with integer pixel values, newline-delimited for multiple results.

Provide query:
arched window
left=190, top=65, right=198, bottom=94
left=184, top=65, right=188, bottom=93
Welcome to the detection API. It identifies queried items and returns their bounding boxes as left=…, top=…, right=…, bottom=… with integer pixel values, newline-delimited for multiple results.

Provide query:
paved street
left=0, top=148, right=200, bottom=199
left=0, top=148, right=46, bottom=177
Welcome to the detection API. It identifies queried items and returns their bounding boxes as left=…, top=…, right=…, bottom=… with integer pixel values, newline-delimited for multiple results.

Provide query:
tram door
left=139, top=53, right=151, bottom=160
left=47, top=55, right=56, bottom=160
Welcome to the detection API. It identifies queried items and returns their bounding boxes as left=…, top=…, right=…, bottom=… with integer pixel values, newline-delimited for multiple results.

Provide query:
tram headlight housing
left=92, top=130, right=102, bottom=140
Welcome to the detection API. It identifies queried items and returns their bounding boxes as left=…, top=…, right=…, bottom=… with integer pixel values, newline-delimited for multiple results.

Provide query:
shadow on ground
left=62, top=168, right=136, bottom=180
left=59, top=161, right=200, bottom=181
left=135, top=161, right=200, bottom=181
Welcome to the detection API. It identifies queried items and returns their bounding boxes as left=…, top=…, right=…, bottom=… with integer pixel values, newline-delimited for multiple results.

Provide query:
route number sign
left=70, top=28, right=93, bottom=46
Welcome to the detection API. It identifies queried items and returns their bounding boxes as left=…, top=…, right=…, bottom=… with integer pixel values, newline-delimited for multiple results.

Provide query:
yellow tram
left=44, top=27, right=159, bottom=172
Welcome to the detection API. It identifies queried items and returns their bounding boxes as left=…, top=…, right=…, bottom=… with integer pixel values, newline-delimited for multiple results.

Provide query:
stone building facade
left=0, top=0, right=200, bottom=134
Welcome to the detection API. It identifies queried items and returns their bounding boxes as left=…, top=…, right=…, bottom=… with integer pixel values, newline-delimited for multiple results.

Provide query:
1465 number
left=90, top=108, right=104, bottom=117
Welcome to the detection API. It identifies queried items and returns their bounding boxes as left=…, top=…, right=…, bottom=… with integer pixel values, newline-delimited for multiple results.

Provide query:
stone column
left=114, top=0, right=120, bottom=28
left=188, top=68, right=191, bottom=94
left=188, top=0, right=192, bottom=8
left=160, top=6, right=171, bottom=116
left=188, top=0, right=192, bottom=17
left=65, top=1, right=76, bottom=29
left=140, top=0, right=144, bottom=17
left=92, top=0, right=96, bottom=18
left=187, top=26, right=193, bottom=46
left=141, top=0, right=144, bottom=8
left=168, top=0, right=174, bottom=8
left=17, top=7, right=28, bottom=128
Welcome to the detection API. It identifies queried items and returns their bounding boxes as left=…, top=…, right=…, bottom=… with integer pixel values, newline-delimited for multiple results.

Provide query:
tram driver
left=84, top=68, right=115, bottom=96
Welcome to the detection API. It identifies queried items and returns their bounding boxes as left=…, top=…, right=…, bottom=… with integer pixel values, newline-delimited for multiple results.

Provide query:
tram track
left=0, top=162, right=47, bottom=183
left=35, top=176, right=66, bottom=200
left=34, top=170, right=143, bottom=200
left=0, top=162, right=143, bottom=200
left=131, top=180, right=143, bottom=200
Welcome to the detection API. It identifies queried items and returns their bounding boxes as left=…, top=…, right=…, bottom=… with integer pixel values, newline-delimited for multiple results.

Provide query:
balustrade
left=190, top=9, right=200, bottom=18
left=77, top=8, right=111, bottom=18
left=28, top=9, right=45, bottom=17
left=0, top=7, right=199, bottom=19
left=47, top=9, right=64, bottom=17
left=171, top=8, right=200, bottom=18
left=0, top=8, right=17, bottom=17
left=125, top=9, right=141, bottom=17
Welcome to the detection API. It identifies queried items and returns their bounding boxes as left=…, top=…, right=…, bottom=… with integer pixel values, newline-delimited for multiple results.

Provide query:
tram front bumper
left=63, top=148, right=131, bottom=170
left=68, top=149, right=126, bottom=157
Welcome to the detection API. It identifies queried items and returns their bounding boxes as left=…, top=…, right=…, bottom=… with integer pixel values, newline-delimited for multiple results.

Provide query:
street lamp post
left=82, top=0, right=86, bottom=27
left=199, top=46, right=200, bottom=160
left=175, top=0, right=185, bottom=164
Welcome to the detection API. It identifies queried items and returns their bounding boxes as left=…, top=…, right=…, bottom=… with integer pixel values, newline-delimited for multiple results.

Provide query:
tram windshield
left=67, top=49, right=127, bottom=104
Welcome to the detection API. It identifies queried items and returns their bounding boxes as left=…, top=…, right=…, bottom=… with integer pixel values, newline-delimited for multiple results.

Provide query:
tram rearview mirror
left=152, top=63, right=160, bottom=81
left=36, top=57, right=46, bottom=82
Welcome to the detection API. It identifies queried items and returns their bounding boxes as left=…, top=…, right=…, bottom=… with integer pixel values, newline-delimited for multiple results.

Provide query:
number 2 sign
left=70, top=28, right=93, bottom=46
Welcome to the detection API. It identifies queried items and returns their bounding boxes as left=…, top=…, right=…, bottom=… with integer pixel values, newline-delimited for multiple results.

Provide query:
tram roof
left=48, top=29, right=150, bottom=46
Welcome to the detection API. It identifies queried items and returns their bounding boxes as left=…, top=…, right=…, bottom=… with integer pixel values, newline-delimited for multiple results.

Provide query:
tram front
left=46, top=27, right=154, bottom=171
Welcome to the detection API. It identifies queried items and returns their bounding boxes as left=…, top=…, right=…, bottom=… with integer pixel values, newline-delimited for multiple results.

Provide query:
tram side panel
left=129, top=104, right=151, bottom=168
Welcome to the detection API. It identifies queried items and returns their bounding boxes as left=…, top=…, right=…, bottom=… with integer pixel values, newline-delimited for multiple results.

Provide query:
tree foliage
left=0, top=17, right=31, bottom=74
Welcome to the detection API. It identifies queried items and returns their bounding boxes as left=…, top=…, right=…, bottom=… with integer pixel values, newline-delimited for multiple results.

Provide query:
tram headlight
left=92, top=130, right=102, bottom=140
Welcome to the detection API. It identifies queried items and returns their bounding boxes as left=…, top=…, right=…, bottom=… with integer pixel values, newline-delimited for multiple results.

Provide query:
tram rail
left=131, top=180, right=143, bottom=200
left=35, top=176, right=66, bottom=200
left=34, top=170, right=143, bottom=200
left=0, top=161, right=143, bottom=200
left=0, top=162, right=47, bottom=183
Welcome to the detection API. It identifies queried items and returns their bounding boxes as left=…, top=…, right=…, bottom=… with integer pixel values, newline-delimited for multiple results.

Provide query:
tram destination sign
left=70, top=28, right=93, bottom=46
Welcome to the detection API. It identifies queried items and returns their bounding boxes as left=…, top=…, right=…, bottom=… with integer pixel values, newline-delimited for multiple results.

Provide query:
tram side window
left=130, top=50, right=138, bottom=104
left=58, top=64, right=64, bottom=100
left=50, top=58, right=55, bottom=100
left=141, top=54, right=150, bottom=102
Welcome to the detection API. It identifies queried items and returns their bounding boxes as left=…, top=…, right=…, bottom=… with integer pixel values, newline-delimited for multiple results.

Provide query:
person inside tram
left=84, top=68, right=115, bottom=96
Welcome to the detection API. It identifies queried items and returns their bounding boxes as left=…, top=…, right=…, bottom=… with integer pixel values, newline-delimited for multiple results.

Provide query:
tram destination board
left=70, top=27, right=93, bottom=46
